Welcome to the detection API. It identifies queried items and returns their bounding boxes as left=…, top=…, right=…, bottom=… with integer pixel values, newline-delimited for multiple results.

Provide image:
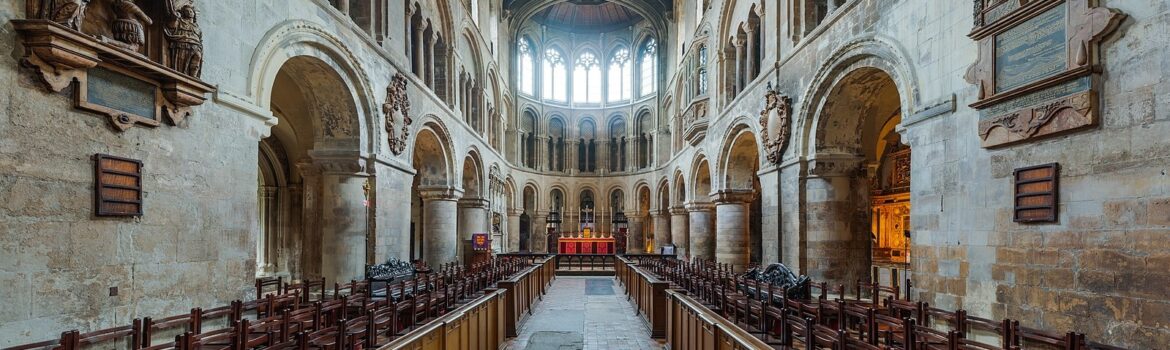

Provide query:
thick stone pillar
left=318, top=170, right=370, bottom=284
left=627, top=215, right=645, bottom=252
left=507, top=209, right=523, bottom=253
left=597, top=140, right=610, bottom=174
left=734, top=39, right=745, bottom=92
left=420, top=187, right=462, bottom=268
left=652, top=210, right=670, bottom=253
left=295, top=162, right=323, bottom=278
left=532, top=213, right=548, bottom=253
left=715, top=190, right=755, bottom=271
left=457, top=197, right=489, bottom=240
left=686, top=202, right=716, bottom=260
left=536, top=136, right=549, bottom=171
left=669, top=207, right=689, bottom=256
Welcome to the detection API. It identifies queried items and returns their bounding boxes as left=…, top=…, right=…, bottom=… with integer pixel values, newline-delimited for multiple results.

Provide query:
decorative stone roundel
left=385, top=73, right=412, bottom=155
left=759, top=88, right=792, bottom=164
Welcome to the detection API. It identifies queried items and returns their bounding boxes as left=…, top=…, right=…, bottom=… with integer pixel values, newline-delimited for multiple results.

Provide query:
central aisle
left=502, top=276, right=664, bottom=350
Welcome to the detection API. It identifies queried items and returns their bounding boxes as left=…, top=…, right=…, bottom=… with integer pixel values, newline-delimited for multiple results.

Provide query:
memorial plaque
left=966, top=0, right=1125, bottom=148
left=94, top=154, right=144, bottom=217
left=1013, top=163, right=1058, bottom=223
left=994, top=3, right=1067, bottom=93
left=77, top=66, right=164, bottom=130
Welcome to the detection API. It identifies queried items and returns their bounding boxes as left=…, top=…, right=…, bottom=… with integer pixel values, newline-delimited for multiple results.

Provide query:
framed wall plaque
left=966, top=0, right=1125, bottom=148
left=1013, top=163, right=1059, bottom=223
left=76, top=65, right=164, bottom=131
left=94, top=154, right=144, bottom=217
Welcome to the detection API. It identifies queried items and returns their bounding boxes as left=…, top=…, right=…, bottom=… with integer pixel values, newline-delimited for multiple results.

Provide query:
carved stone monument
left=759, top=84, right=792, bottom=164
left=966, top=0, right=1125, bottom=148
left=384, top=73, right=413, bottom=155
left=15, top=0, right=214, bottom=130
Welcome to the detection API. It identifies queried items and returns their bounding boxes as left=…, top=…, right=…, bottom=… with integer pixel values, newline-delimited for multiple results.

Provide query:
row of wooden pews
left=5, top=256, right=550, bottom=350
left=620, top=256, right=1127, bottom=350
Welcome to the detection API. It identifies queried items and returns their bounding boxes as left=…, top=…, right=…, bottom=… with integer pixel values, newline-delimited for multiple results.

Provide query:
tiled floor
left=501, top=276, right=666, bottom=350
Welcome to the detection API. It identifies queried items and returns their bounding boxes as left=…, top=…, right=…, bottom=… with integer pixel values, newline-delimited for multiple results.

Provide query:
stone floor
left=501, top=276, right=665, bottom=350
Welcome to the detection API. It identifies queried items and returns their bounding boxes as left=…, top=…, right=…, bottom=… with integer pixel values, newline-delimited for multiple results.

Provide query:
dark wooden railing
left=665, top=289, right=772, bottom=349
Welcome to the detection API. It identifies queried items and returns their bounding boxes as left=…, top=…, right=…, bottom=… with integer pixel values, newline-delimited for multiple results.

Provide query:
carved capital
left=508, top=208, right=525, bottom=217
left=669, top=206, right=689, bottom=216
left=713, top=189, right=755, bottom=204
left=419, top=186, right=463, bottom=201
left=458, top=197, right=489, bottom=209
left=807, top=154, right=863, bottom=178
left=684, top=201, right=716, bottom=212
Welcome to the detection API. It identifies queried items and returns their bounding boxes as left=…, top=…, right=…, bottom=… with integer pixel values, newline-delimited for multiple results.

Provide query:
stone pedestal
left=507, top=209, right=523, bottom=253
left=669, top=207, right=689, bottom=256
left=420, top=187, right=462, bottom=268
left=457, top=197, right=489, bottom=240
left=715, top=190, right=755, bottom=271
left=686, top=202, right=716, bottom=260
left=651, top=210, right=670, bottom=253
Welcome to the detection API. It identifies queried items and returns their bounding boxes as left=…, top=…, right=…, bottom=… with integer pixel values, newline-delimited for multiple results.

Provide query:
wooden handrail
left=379, top=289, right=507, bottom=349
left=665, top=289, right=771, bottom=349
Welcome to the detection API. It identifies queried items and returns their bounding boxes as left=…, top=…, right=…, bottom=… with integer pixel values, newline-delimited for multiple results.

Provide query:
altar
left=558, top=237, right=615, bottom=254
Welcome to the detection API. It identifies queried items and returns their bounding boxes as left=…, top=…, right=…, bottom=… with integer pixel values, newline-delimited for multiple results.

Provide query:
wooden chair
left=141, top=310, right=198, bottom=347
left=286, top=278, right=327, bottom=304
left=256, top=276, right=283, bottom=298
left=1013, top=324, right=1085, bottom=350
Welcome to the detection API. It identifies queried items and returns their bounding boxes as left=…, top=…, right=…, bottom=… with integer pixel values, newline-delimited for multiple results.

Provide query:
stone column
left=714, top=189, right=755, bottom=271
left=337, top=0, right=350, bottom=16
left=567, top=140, right=578, bottom=175
left=420, top=187, right=462, bottom=268
left=652, top=210, right=670, bottom=253
left=532, top=213, right=549, bottom=253
left=507, top=209, right=523, bottom=253
left=686, top=201, right=716, bottom=260
left=295, top=162, right=323, bottom=278
left=457, top=197, right=489, bottom=240
left=597, top=140, right=610, bottom=174
left=734, top=39, right=746, bottom=93
left=413, top=28, right=425, bottom=75
left=258, top=186, right=278, bottom=274
left=318, top=169, right=370, bottom=284
left=669, top=207, right=689, bottom=256
left=745, top=27, right=756, bottom=81
left=628, top=215, right=645, bottom=252
left=536, top=136, right=549, bottom=171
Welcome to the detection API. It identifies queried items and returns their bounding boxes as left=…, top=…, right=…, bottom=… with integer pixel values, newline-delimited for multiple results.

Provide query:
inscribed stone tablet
left=87, top=67, right=157, bottom=120
left=995, top=3, right=1067, bottom=93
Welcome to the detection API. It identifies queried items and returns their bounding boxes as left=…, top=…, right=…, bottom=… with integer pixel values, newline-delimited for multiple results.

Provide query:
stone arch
left=606, top=185, right=627, bottom=212
left=248, top=20, right=376, bottom=152
left=410, top=117, right=457, bottom=187
left=716, top=118, right=764, bottom=191
left=795, top=39, right=916, bottom=287
left=690, top=154, right=714, bottom=203
left=672, top=169, right=687, bottom=207
left=548, top=185, right=568, bottom=211
left=461, top=147, right=485, bottom=199
left=797, top=36, right=920, bottom=158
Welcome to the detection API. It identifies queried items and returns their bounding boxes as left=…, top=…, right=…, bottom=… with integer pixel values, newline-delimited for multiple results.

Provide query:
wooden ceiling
left=530, top=1, right=645, bottom=32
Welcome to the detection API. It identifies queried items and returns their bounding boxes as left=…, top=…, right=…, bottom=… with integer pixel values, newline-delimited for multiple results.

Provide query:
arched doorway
left=520, top=185, right=536, bottom=252
left=258, top=56, right=365, bottom=282
left=808, top=67, right=908, bottom=287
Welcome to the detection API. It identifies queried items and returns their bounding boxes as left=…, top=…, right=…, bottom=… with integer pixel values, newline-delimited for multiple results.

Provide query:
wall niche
left=15, top=0, right=215, bottom=131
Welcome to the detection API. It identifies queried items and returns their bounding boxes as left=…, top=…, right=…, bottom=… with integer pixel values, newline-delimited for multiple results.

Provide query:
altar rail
left=615, top=256, right=670, bottom=338
left=665, top=289, right=772, bottom=350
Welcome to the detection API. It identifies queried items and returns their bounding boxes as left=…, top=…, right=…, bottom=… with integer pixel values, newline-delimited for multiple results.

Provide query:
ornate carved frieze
left=384, top=73, right=413, bottom=155
left=759, top=86, right=792, bottom=164
left=965, top=0, right=1124, bottom=148
left=15, top=0, right=213, bottom=131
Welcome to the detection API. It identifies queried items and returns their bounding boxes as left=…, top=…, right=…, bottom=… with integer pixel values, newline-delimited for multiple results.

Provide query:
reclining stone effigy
left=738, top=263, right=812, bottom=302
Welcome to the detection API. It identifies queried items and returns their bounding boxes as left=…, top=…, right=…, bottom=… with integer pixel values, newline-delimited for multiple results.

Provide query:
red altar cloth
left=558, top=237, right=615, bottom=254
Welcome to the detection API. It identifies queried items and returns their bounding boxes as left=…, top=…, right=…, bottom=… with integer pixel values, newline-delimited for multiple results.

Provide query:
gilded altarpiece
left=871, top=149, right=911, bottom=265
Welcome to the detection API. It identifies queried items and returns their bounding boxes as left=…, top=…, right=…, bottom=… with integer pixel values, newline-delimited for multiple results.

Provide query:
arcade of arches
left=1, top=0, right=1168, bottom=348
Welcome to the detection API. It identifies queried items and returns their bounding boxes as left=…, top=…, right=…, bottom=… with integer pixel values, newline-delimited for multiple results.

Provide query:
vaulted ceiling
left=530, top=1, right=643, bottom=32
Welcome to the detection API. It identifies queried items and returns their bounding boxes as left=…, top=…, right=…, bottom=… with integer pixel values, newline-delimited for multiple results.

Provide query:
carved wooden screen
left=94, top=154, right=144, bottom=217
left=1013, top=163, right=1059, bottom=223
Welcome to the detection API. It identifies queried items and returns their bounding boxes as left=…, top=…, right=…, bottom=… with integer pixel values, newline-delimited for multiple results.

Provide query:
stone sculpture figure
left=39, top=0, right=90, bottom=30
left=164, top=2, right=204, bottom=77
left=384, top=73, right=413, bottom=155
left=110, top=0, right=152, bottom=52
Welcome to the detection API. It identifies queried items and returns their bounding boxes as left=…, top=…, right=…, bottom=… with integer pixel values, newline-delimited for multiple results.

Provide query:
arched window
left=543, top=49, right=567, bottom=102
left=518, top=38, right=535, bottom=95
left=573, top=52, right=602, bottom=104
left=639, top=39, right=657, bottom=96
left=608, top=47, right=632, bottom=102
left=697, top=45, right=708, bottom=95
